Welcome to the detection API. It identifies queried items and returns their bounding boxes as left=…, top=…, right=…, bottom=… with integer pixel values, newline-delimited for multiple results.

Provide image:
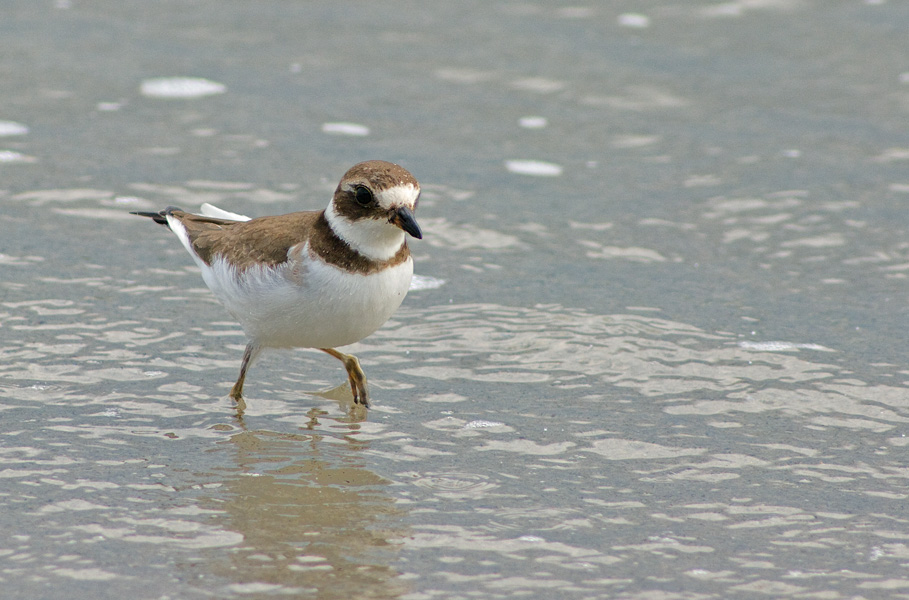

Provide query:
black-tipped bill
left=391, top=206, right=422, bottom=239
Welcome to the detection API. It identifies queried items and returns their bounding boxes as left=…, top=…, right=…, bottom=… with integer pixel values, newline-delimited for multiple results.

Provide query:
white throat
left=324, top=203, right=406, bottom=261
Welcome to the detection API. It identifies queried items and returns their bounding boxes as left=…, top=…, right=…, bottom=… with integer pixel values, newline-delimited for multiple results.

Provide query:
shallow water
left=2, top=0, right=909, bottom=598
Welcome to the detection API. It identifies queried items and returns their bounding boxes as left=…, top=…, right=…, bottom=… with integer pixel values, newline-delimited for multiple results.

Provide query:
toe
left=358, top=385, right=370, bottom=408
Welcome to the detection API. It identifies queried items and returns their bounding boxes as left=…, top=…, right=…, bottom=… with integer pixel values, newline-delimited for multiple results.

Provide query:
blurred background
left=1, top=1, right=908, bottom=598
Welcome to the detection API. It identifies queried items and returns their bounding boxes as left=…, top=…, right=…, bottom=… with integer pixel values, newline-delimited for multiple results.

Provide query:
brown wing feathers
left=132, top=206, right=318, bottom=269
left=180, top=211, right=322, bottom=270
left=133, top=206, right=410, bottom=274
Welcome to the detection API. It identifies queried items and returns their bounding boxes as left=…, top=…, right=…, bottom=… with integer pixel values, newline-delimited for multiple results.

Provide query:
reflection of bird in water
left=201, top=417, right=407, bottom=596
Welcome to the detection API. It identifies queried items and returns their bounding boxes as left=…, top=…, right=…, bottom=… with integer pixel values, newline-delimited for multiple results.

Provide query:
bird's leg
left=229, top=343, right=261, bottom=401
left=321, top=348, right=369, bottom=407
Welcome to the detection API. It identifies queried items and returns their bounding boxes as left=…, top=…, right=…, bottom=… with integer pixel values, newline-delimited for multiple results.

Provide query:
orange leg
left=321, top=348, right=369, bottom=406
left=229, top=343, right=261, bottom=400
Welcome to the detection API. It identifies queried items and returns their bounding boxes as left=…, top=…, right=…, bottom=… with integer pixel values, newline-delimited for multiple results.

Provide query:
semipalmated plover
left=132, top=160, right=422, bottom=407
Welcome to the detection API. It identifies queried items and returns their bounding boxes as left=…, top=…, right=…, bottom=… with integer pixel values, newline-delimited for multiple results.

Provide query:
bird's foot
left=321, top=348, right=370, bottom=407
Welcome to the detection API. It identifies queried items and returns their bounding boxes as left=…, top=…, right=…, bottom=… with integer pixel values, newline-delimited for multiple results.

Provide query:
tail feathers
left=130, top=206, right=184, bottom=226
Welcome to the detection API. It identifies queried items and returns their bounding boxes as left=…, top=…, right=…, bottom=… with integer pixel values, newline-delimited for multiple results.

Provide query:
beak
left=390, top=206, right=422, bottom=239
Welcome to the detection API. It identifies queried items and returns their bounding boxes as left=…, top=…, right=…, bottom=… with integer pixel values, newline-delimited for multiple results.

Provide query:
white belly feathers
left=199, top=242, right=413, bottom=349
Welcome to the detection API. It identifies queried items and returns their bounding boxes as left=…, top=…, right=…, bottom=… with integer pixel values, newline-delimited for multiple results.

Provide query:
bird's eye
left=354, top=185, right=373, bottom=206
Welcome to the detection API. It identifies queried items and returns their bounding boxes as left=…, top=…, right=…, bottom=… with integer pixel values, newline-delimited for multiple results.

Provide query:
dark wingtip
left=131, top=206, right=185, bottom=226
left=130, top=210, right=167, bottom=225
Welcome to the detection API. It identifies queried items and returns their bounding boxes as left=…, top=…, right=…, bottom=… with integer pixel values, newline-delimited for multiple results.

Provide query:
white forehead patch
left=376, top=183, right=419, bottom=211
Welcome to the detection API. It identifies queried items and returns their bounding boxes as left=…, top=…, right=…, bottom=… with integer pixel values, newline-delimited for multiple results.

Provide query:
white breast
left=199, top=247, right=413, bottom=350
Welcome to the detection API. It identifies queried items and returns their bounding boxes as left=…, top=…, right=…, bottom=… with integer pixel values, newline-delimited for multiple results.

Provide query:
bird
left=131, top=160, right=422, bottom=407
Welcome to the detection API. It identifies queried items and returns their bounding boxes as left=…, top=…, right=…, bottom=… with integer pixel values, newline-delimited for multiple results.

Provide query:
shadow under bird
left=132, top=160, right=423, bottom=407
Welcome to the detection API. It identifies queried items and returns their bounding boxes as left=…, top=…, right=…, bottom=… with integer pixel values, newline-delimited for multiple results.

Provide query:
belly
left=201, top=255, right=413, bottom=349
